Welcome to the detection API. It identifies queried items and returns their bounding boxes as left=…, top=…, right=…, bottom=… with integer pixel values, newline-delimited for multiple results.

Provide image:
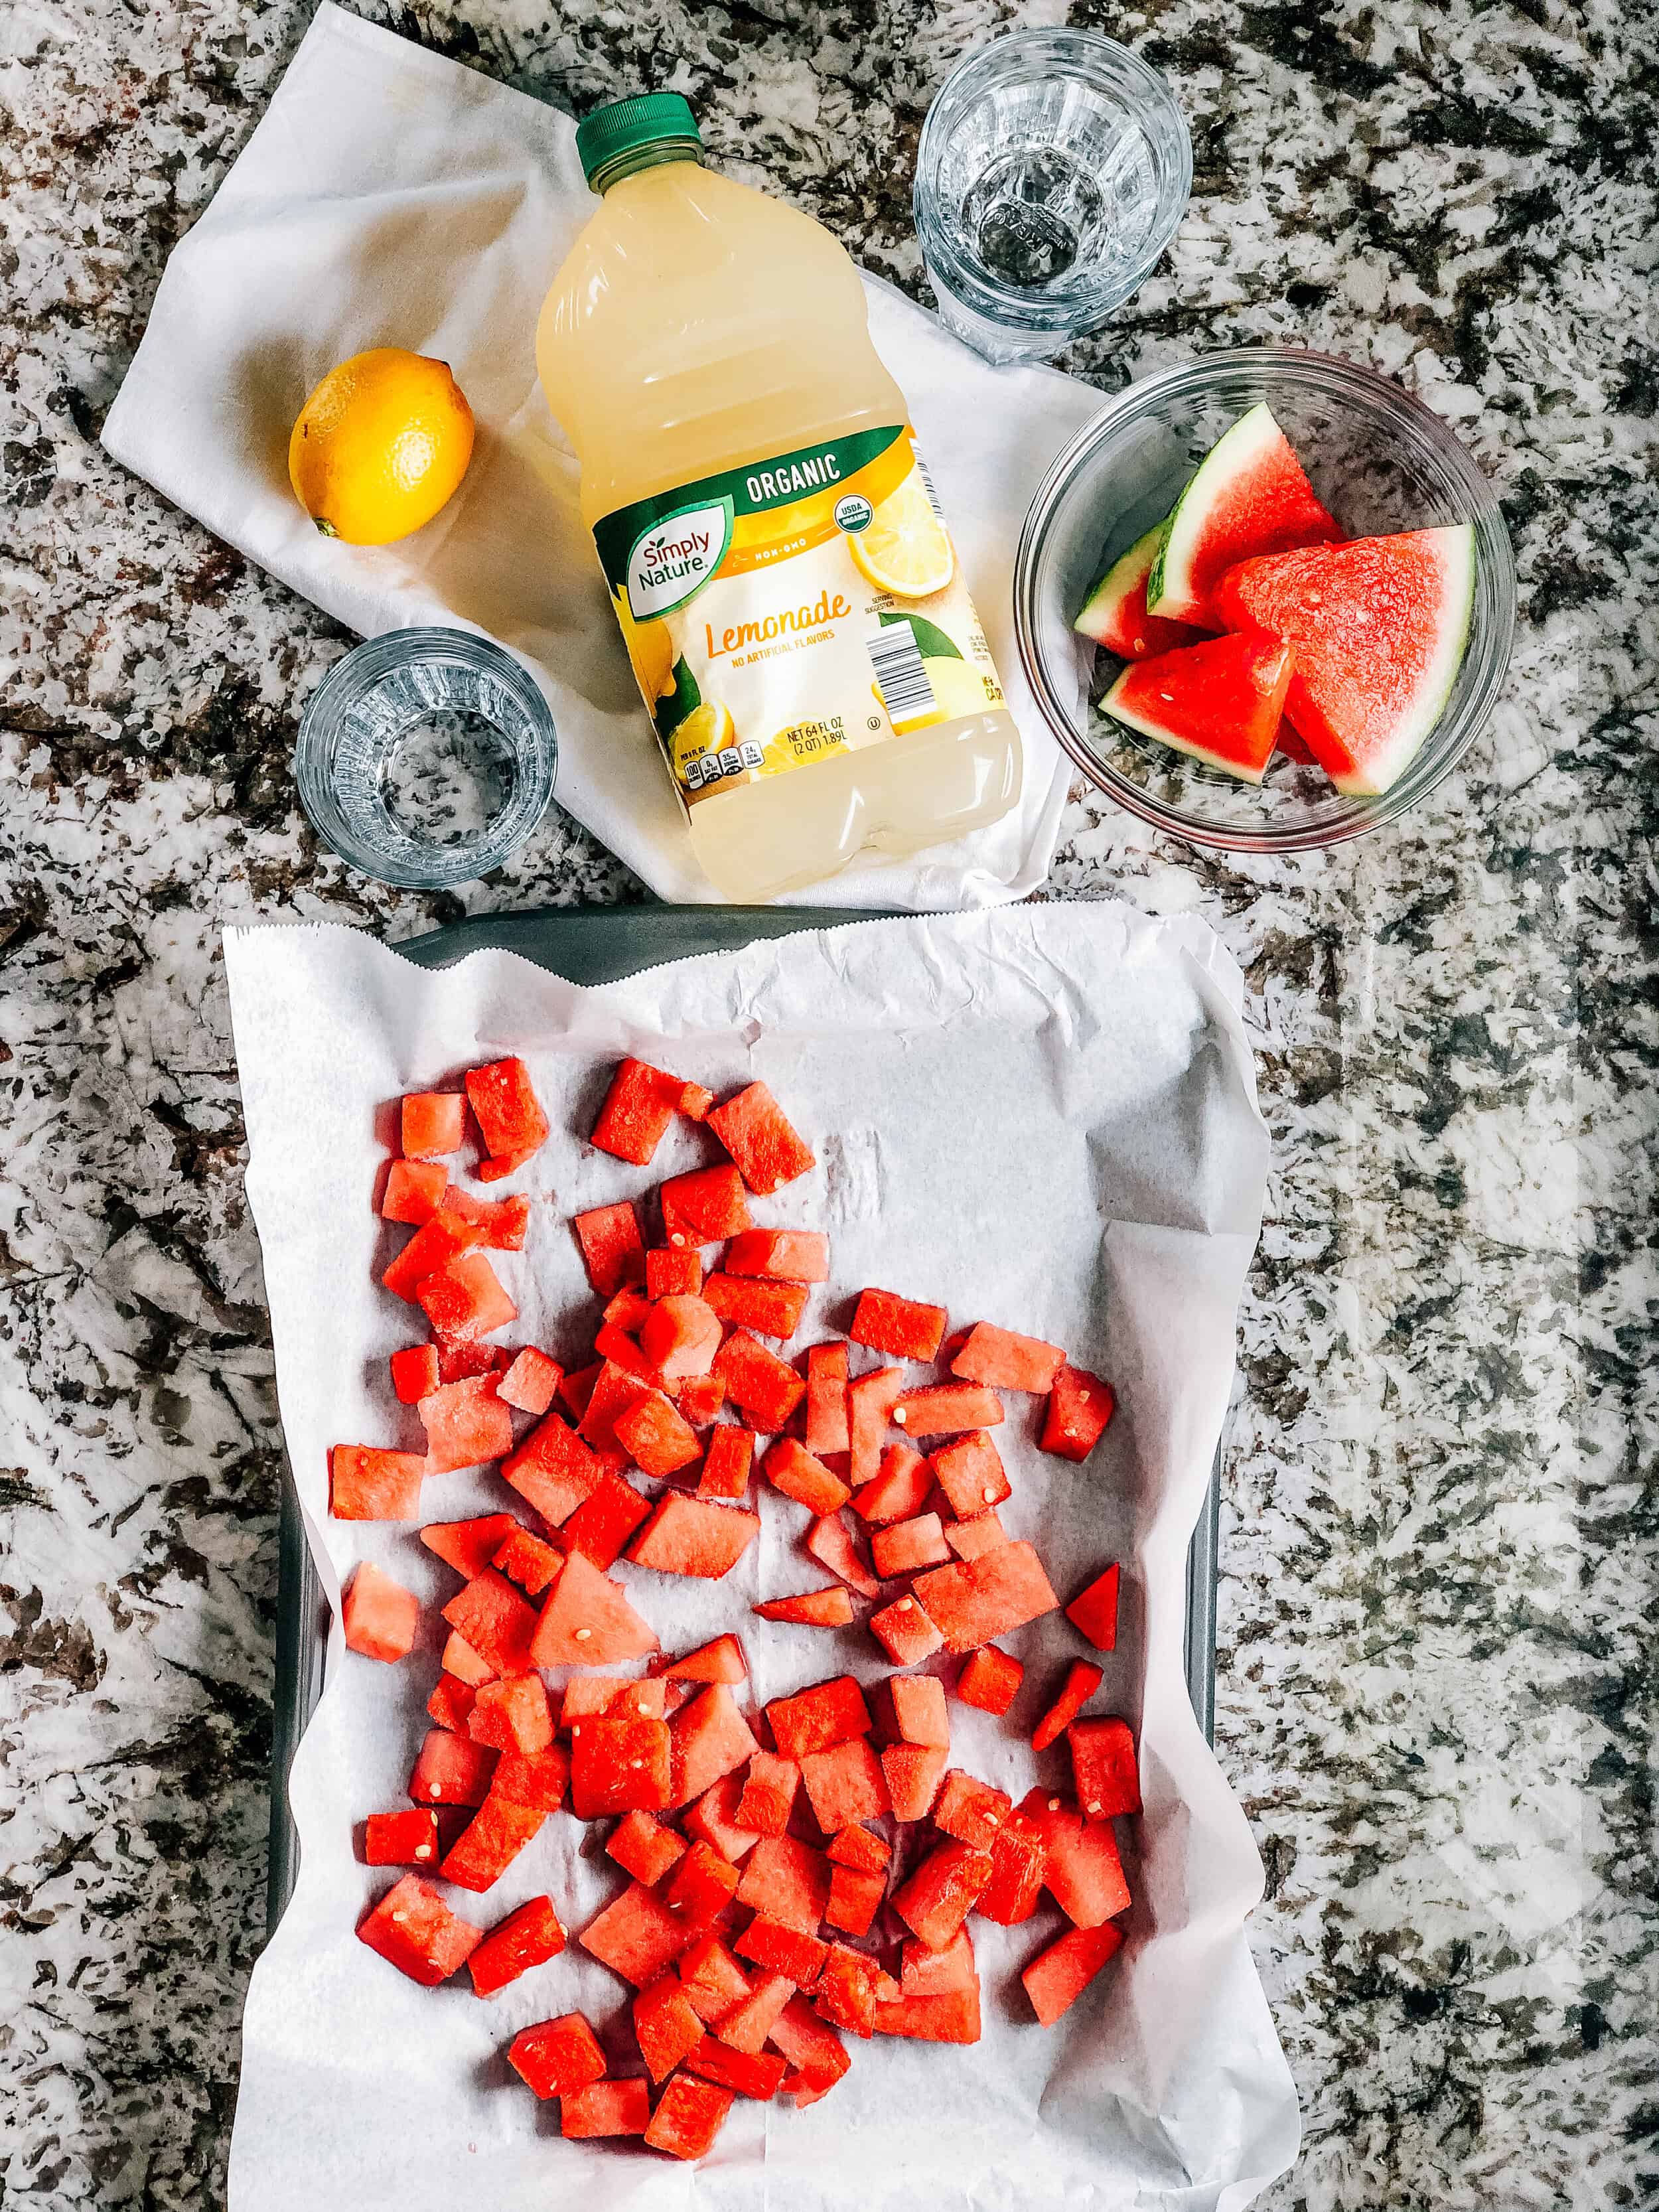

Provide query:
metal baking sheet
left=266, top=903, right=1223, bottom=1931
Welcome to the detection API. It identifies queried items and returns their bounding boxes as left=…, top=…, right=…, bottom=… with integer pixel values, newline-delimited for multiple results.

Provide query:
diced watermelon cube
left=850, top=1288, right=948, bottom=1363
left=847, top=1367, right=904, bottom=1487
left=828, top=1824, right=889, bottom=1876
left=870, top=1512, right=951, bottom=1578
left=441, top=1630, right=496, bottom=1686
left=702, top=1273, right=810, bottom=1340
left=697, top=1424, right=755, bottom=1502
left=662, top=1838, right=742, bottom=1930
left=468, top=1672, right=554, bottom=1756
left=647, top=1246, right=705, bottom=1298
left=1032, top=1659, right=1104, bottom=1752
left=581, top=1881, right=694, bottom=1988
left=880, top=1741, right=948, bottom=1822
left=417, top=1716, right=511, bottom=1808
left=1023, top=1921, right=1125, bottom=2026
left=1021, top=1789, right=1132, bottom=1925
left=956, top=1644, right=1023, bottom=1716
left=340, top=1560, right=419, bottom=1662
left=1066, top=1562, right=1121, bottom=1651
left=813, top=1945, right=879, bottom=2041
left=439, top=1791, right=547, bottom=1891
left=887, top=1674, right=950, bottom=1747
left=358, top=1874, right=481, bottom=1985
left=951, top=1322, right=1066, bottom=1394
left=770, top=1997, right=850, bottom=2101
left=382, top=1195, right=488, bottom=1302
left=893, top=1839, right=994, bottom=1951
left=660, top=1164, right=752, bottom=1248
left=401, top=1091, right=467, bottom=1159
left=328, top=1444, right=427, bottom=1522
left=713, top=1971, right=794, bottom=2055
left=686, top=2033, right=788, bottom=2100
left=643, top=2072, right=735, bottom=2159
left=468, top=1895, right=566, bottom=1996
left=715, top=1329, right=806, bottom=1432
left=869, top=1592, right=944, bottom=1667
left=659, top=1632, right=749, bottom=1684
left=492, top=1524, right=564, bottom=1596
left=389, top=1342, right=441, bottom=1406
left=569, top=1713, right=672, bottom=1817
left=561, top=1674, right=663, bottom=1724
left=1041, top=1364, right=1116, bottom=1460
left=872, top=1983, right=981, bottom=2042
left=753, top=1586, right=855, bottom=1629
left=943, top=1511, right=1007, bottom=1560
left=591, top=1057, right=687, bottom=1167
left=383, top=1157, right=449, bottom=1225
left=678, top=1372, right=726, bottom=1427
left=435, top=1339, right=510, bottom=1384
left=417, top=1250, right=517, bottom=1344
left=735, top=1915, right=828, bottom=1989
left=826, top=1862, right=885, bottom=1938
left=577, top=1361, right=650, bottom=1454
left=465, top=1057, right=548, bottom=1163
left=735, top=1835, right=831, bottom=1931
left=445, top=1187, right=530, bottom=1250
left=363, top=1809, right=440, bottom=1867
left=910, top=1542, right=1059, bottom=1652
left=766, top=1675, right=872, bottom=1763
left=930, top=1431, right=1011, bottom=1520
left=443, top=1568, right=538, bottom=1676
left=977, top=1805, right=1047, bottom=1924
left=563, top=1469, right=654, bottom=1570
left=806, top=1511, right=881, bottom=1599
left=851, top=1440, right=931, bottom=1524
left=640, top=1293, right=723, bottom=1378
left=508, top=2010, right=607, bottom=2100
left=668, top=1682, right=759, bottom=1806
left=725, top=1228, right=830, bottom=1282
left=678, top=1933, right=753, bottom=2024
left=417, top=1374, right=514, bottom=1475
left=608, top=1808, right=687, bottom=1886
left=614, top=1389, right=702, bottom=1479
left=427, top=1673, right=478, bottom=1735
left=901, top=1927, right=977, bottom=1997
left=531, top=1549, right=658, bottom=1667
left=627, top=1493, right=760, bottom=1583
left=573, top=1201, right=646, bottom=1295
left=423, top=1511, right=522, bottom=1580
left=490, top=1744, right=570, bottom=1812
left=497, top=1346, right=561, bottom=1417
left=474, top=1143, right=538, bottom=1185
left=706, top=1081, right=814, bottom=1195
left=934, top=1769, right=1013, bottom=1850
left=634, top=1973, right=707, bottom=2080
left=683, top=1775, right=762, bottom=1867
left=561, top=2078, right=650, bottom=2138
left=1070, top=1716, right=1141, bottom=1818
left=892, top=1382, right=1003, bottom=1439
left=735, top=1752, right=800, bottom=1837
left=800, top=1737, right=891, bottom=1830
left=805, top=1341, right=850, bottom=1455
left=762, top=1436, right=850, bottom=1514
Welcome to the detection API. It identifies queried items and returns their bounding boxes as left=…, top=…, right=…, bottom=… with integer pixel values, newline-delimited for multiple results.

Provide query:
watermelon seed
left=893, top=1408, right=907, bottom=1426
left=1047, top=1797, right=1062, bottom=1812
left=1159, top=692, right=1173, bottom=703
left=981, top=1487, right=997, bottom=1503
left=575, top=1627, right=593, bottom=1641
left=1308, top=591, right=1323, bottom=605
left=416, top=1844, right=432, bottom=1859
left=1131, top=636, right=1145, bottom=652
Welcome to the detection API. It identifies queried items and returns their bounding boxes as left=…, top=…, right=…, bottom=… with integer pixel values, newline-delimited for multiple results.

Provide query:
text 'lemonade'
left=538, top=93, right=1023, bottom=901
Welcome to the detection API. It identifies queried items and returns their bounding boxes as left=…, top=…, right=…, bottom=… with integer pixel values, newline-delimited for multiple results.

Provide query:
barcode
left=867, top=621, right=936, bottom=723
left=910, top=441, right=944, bottom=521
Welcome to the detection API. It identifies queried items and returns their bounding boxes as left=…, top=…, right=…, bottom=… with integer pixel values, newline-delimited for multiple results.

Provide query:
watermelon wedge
left=1073, top=520, right=1207, bottom=659
left=1147, top=402, right=1341, bottom=625
left=1212, top=526, right=1476, bottom=794
left=1103, top=630, right=1294, bottom=784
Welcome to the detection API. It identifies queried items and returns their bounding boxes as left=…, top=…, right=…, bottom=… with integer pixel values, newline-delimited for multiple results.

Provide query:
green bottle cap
left=576, top=93, right=702, bottom=194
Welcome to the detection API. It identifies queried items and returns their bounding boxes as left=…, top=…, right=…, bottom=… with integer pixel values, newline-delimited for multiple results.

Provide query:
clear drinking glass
left=295, top=628, right=557, bottom=889
left=914, top=29, right=1192, bottom=365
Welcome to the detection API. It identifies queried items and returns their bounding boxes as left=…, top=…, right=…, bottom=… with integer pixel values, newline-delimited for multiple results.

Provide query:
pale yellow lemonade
left=538, top=94, right=1021, bottom=901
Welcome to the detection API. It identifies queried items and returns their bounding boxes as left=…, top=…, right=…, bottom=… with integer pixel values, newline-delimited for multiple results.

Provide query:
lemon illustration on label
left=614, top=592, right=676, bottom=701
left=921, top=656, right=993, bottom=719
left=849, top=469, right=954, bottom=599
left=669, top=698, right=734, bottom=782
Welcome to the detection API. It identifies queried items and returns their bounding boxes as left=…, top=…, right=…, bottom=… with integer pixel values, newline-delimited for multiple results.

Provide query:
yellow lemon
left=289, top=348, right=474, bottom=546
left=849, top=468, right=954, bottom=599
left=669, top=698, right=734, bottom=780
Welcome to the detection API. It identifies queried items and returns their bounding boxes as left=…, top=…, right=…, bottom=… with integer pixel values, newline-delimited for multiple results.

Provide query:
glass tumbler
left=295, top=628, right=557, bottom=889
left=914, top=29, right=1192, bottom=365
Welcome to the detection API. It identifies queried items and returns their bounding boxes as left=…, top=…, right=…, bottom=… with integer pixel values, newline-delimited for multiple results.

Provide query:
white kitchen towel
left=102, top=2, right=1108, bottom=909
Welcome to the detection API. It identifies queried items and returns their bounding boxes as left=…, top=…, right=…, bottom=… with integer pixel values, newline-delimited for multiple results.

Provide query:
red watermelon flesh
left=1104, top=630, right=1294, bottom=785
left=530, top=1549, right=657, bottom=1667
left=1212, top=525, right=1477, bottom=794
left=1147, top=401, right=1342, bottom=625
left=1073, top=520, right=1208, bottom=659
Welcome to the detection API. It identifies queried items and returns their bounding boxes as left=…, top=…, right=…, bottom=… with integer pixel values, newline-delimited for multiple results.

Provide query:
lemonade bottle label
left=592, top=425, right=1006, bottom=808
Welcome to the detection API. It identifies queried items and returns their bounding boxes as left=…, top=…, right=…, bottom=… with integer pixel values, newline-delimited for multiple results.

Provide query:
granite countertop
left=3, top=1, right=1655, bottom=2205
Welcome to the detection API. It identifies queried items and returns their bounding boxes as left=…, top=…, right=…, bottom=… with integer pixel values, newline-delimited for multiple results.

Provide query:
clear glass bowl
left=914, top=30, right=1191, bottom=364
left=295, top=628, right=557, bottom=889
left=1013, top=348, right=1518, bottom=851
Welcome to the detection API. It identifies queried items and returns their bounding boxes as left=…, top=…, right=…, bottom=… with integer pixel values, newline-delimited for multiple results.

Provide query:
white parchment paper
left=222, top=903, right=1300, bottom=2209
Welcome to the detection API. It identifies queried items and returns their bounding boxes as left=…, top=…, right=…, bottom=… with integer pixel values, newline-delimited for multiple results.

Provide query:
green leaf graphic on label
left=879, top=610, right=963, bottom=662
left=654, top=656, right=702, bottom=740
left=626, top=496, right=734, bottom=622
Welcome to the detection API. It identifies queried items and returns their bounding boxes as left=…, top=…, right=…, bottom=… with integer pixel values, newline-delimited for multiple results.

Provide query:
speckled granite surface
left=2, top=1, right=1656, bottom=2205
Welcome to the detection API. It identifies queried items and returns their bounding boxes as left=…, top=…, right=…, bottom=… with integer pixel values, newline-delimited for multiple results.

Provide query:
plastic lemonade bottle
left=538, top=94, right=1022, bottom=901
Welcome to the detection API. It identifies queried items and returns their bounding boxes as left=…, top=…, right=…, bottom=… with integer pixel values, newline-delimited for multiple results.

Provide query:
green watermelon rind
left=1329, top=524, right=1477, bottom=796
left=1073, top=522, right=1165, bottom=650
left=1147, top=402, right=1291, bottom=623
left=1101, top=666, right=1274, bottom=786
